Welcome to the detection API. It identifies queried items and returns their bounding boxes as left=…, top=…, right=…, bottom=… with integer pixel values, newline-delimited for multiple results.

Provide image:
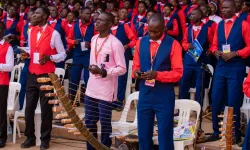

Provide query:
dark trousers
left=116, top=55, right=129, bottom=107
left=211, top=65, right=245, bottom=139
left=25, top=72, right=53, bottom=144
left=0, top=85, right=9, bottom=142
left=69, top=65, right=89, bottom=101
left=84, top=95, right=112, bottom=150
left=138, top=92, right=175, bottom=150
left=179, top=64, right=203, bottom=104
left=19, top=60, right=30, bottom=110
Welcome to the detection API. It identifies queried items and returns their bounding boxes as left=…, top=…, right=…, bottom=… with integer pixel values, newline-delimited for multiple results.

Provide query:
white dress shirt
left=0, top=39, right=14, bottom=72
left=209, top=15, right=222, bottom=24
left=28, top=24, right=66, bottom=63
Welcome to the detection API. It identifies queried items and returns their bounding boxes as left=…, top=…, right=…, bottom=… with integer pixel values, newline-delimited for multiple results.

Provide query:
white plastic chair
left=64, top=58, right=72, bottom=71
left=241, top=95, right=250, bottom=124
left=189, top=64, right=214, bottom=111
left=125, top=60, right=133, bottom=101
left=153, top=100, right=201, bottom=150
left=10, top=65, right=19, bottom=82
left=17, top=63, right=25, bottom=83
left=7, top=82, right=21, bottom=114
left=13, top=97, right=41, bottom=146
left=7, top=82, right=21, bottom=135
left=112, top=91, right=139, bottom=132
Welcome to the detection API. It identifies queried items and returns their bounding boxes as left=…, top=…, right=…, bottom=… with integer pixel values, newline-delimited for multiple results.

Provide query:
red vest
left=0, top=42, right=11, bottom=85
left=29, top=25, right=57, bottom=75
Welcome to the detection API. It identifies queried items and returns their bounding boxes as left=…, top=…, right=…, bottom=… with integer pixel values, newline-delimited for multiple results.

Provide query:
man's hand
left=124, top=45, right=129, bottom=50
left=206, top=50, right=212, bottom=56
left=214, top=50, right=223, bottom=60
left=85, top=42, right=90, bottom=48
left=222, top=52, right=237, bottom=61
left=89, top=65, right=103, bottom=75
left=134, top=70, right=143, bottom=79
left=188, top=44, right=194, bottom=50
left=141, top=70, right=157, bottom=80
left=20, top=52, right=29, bottom=61
left=39, top=54, right=50, bottom=65
left=4, top=34, right=14, bottom=43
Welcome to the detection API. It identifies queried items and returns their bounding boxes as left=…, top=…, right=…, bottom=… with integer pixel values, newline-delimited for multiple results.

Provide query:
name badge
left=145, top=79, right=155, bottom=87
left=33, top=52, right=39, bottom=64
left=81, top=42, right=88, bottom=51
left=222, top=44, right=231, bottom=53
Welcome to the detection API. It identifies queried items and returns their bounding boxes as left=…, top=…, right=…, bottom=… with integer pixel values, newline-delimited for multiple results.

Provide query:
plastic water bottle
left=7, top=125, right=12, bottom=135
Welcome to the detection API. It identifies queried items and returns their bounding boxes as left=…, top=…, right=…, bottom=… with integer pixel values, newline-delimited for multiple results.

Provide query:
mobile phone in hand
left=137, top=72, right=144, bottom=77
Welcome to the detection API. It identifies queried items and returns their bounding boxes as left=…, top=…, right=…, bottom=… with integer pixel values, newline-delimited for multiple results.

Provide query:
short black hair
left=138, top=1, right=148, bottom=9
left=102, top=12, right=115, bottom=24
left=71, top=10, right=79, bottom=18
left=199, top=4, right=211, bottom=16
left=223, top=0, right=236, bottom=7
left=148, top=13, right=165, bottom=28
left=164, top=2, right=174, bottom=11
left=38, top=6, right=50, bottom=19
left=192, top=7, right=203, bottom=17
left=81, top=6, right=91, bottom=12
left=146, top=9, right=157, bottom=16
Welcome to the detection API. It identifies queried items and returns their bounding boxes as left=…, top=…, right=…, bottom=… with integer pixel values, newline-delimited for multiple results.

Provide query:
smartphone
left=137, top=72, right=144, bottom=76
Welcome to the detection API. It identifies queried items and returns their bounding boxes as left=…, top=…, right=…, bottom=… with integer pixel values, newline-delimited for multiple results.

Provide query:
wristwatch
left=49, top=55, right=53, bottom=60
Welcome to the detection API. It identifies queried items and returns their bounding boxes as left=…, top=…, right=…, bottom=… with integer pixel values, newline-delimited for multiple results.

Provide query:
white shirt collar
left=192, top=25, right=201, bottom=31
left=224, top=18, right=234, bottom=23
left=111, top=25, right=118, bottom=30
left=49, top=19, right=57, bottom=24
left=164, top=17, right=170, bottom=20
left=0, top=39, right=5, bottom=45
left=138, top=15, right=144, bottom=19
left=149, top=39, right=161, bottom=44
left=7, top=17, right=14, bottom=21
left=201, top=18, right=207, bottom=24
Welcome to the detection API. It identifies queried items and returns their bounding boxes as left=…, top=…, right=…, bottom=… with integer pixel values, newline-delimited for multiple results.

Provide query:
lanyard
left=94, top=35, right=110, bottom=63
left=150, top=43, right=160, bottom=70
left=79, top=23, right=87, bottom=39
left=225, top=21, right=234, bottom=44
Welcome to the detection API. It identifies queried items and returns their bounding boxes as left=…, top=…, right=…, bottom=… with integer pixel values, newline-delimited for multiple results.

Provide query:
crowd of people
left=0, top=0, right=250, bottom=149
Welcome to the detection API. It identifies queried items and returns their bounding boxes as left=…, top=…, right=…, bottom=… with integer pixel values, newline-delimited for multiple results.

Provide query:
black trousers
left=25, top=72, right=53, bottom=143
left=0, top=85, right=8, bottom=142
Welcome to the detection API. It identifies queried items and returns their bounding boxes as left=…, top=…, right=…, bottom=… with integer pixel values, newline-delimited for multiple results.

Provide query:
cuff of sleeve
left=128, top=43, right=133, bottom=48
left=237, top=50, right=245, bottom=57
left=155, top=71, right=161, bottom=81
left=0, top=64, right=3, bottom=71
left=210, top=49, right=216, bottom=54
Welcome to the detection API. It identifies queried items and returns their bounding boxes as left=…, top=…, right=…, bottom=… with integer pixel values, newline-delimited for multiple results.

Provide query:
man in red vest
left=0, top=21, right=14, bottom=148
left=19, top=7, right=66, bottom=150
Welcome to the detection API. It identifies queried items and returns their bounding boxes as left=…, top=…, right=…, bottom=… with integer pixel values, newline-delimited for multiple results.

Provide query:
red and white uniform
left=0, top=39, right=14, bottom=85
